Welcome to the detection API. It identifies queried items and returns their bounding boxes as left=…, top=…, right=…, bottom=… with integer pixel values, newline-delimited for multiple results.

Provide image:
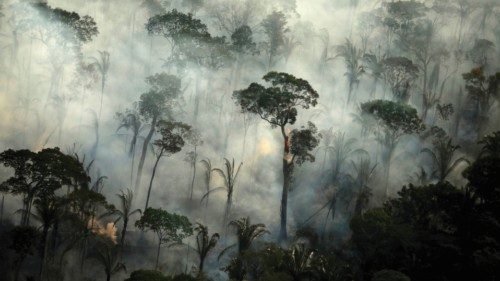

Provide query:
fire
left=258, top=138, right=273, bottom=155
left=88, top=218, right=118, bottom=244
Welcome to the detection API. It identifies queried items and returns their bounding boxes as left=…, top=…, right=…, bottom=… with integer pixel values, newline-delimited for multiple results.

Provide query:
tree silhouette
left=261, top=11, right=289, bottom=70
left=86, top=238, right=126, bottom=281
left=0, top=147, right=90, bottom=225
left=202, top=158, right=242, bottom=227
left=134, top=73, right=183, bottom=192
left=145, top=121, right=191, bottom=210
left=112, top=189, right=141, bottom=258
left=116, top=109, right=144, bottom=185
left=380, top=57, right=419, bottom=103
left=199, top=158, right=213, bottom=210
left=233, top=71, right=319, bottom=240
left=360, top=100, right=425, bottom=196
left=336, top=39, right=364, bottom=105
left=421, top=136, right=469, bottom=182
left=135, top=208, right=193, bottom=270
left=194, top=223, right=219, bottom=275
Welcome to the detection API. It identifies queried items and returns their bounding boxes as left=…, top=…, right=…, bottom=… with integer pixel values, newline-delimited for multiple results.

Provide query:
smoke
left=0, top=0, right=498, bottom=278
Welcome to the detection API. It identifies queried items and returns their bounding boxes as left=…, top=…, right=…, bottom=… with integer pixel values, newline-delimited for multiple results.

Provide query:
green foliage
left=147, top=9, right=210, bottom=44
left=154, top=121, right=192, bottom=156
left=290, top=122, right=320, bottom=165
left=139, top=73, right=182, bottom=120
left=136, top=208, right=193, bottom=246
left=32, top=2, right=98, bottom=43
left=380, top=57, right=419, bottom=102
left=233, top=71, right=318, bottom=128
left=360, top=100, right=425, bottom=138
left=231, top=25, right=258, bottom=55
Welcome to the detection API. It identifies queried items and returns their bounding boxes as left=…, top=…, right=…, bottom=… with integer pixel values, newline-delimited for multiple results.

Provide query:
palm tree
left=113, top=189, right=141, bottom=257
left=478, top=131, right=500, bottom=158
left=194, top=223, right=219, bottom=275
left=329, top=131, right=366, bottom=182
left=219, top=217, right=268, bottom=257
left=336, top=39, right=364, bottom=105
left=283, top=243, right=315, bottom=281
left=92, top=50, right=111, bottom=121
left=116, top=110, right=143, bottom=185
left=202, top=158, right=242, bottom=227
left=362, top=52, right=384, bottom=98
left=199, top=158, right=213, bottom=209
left=87, top=239, right=126, bottom=281
left=351, top=157, right=377, bottom=216
left=421, top=137, right=469, bottom=182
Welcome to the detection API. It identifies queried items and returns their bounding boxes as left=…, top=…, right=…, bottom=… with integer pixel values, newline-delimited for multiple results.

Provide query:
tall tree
left=134, top=73, right=183, bottom=192
left=462, top=67, right=500, bottom=141
left=360, top=100, right=425, bottom=196
left=336, top=39, right=364, bottom=105
left=194, top=223, right=219, bottom=275
left=380, top=57, right=419, bottom=103
left=261, top=11, right=289, bottom=70
left=113, top=189, right=141, bottom=257
left=202, top=158, right=242, bottom=227
left=421, top=136, right=469, bottom=182
left=233, top=71, right=320, bottom=240
left=116, top=109, right=143, bottom=185
left=135, top=208, right=193, bottom=270
left=145, top=121, right=192, bottom=210
left=0, top=148, right=90, bottom=225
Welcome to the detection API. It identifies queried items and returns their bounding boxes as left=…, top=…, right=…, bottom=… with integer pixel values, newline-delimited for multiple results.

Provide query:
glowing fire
left=258, top=138, right=273, bottom=155
left=88, top=219, right=118, bottom=244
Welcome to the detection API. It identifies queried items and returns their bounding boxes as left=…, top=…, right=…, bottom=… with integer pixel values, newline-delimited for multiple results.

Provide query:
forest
left=0, top=0, right=499, bottom=280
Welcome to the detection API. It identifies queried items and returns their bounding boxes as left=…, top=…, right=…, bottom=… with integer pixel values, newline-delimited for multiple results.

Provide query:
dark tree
left=145, top=121, right=192, bottom=210
left=380, top=57, right=419, bottom=103
left=261, top=11, right=289, bottom=70
left=0, top=148, right=90, bottom=225
left=134, top=73, right=183, bottom=192
left=360, top=100, right=424, bottom=196
left=135, top=208, right=193, bottom=269
left=194, top=223, right=219, bottom=275
left=462, top=67, right=500, bottom=141
left=233, top=71, right=319, bottom=240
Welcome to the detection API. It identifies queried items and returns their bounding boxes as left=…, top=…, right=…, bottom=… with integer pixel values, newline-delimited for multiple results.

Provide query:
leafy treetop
left=233, top=71, right=318, bottom=128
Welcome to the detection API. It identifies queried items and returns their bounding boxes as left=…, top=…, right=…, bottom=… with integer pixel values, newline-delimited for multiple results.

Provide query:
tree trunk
left=39, top=225, right=49, bottom=281
left=135, top=115, right=158, bottom=192
left=106, top=272, right=111, bottom=281
left=155, top=241, right=161, bottom=270
left=120, top=218, right=128, bottom=258
left=145, top=154, right=162, bottom=210
left=189, top=146, right=197, bottom=200
left=279, top=126, right=291, bottom=241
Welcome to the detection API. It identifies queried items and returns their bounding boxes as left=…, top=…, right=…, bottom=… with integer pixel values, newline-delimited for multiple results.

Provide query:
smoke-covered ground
left=0, top=0, right=499, bottom=280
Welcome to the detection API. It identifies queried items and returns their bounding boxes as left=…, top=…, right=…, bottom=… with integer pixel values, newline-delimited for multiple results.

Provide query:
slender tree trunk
left=155, top=241, right=161, bottom=270
left=135, top=115, right=158, bottom=192
left=198, top=255, right=205, bottom=275
left=145, top=154, right=162, bottom=210
left=279, top=126, right=291, bottom=241
left=189, top=146, right=197, bottom=200
left=0, top=195, right=4, bottom=224
left=106, top=272, right=111, bottom=281
left=120, top=218, right=128, bottom=258
left=39, top=225, right=49, bottom=281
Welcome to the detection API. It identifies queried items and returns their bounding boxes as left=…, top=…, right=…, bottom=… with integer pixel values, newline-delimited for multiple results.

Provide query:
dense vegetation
left=0, top=0, right=498, bottom=280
